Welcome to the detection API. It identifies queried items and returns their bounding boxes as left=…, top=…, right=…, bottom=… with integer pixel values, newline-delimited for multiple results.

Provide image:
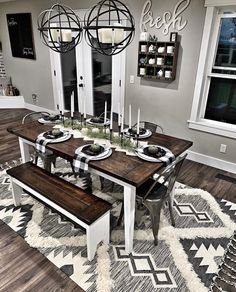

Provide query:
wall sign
left=7, top=13, right=36, bottom=59
left=140, top=0, right=191, bottom=35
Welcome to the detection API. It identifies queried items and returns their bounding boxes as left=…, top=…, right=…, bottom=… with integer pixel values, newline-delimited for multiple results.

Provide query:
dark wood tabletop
left=8, top=122, right=193, bottom=187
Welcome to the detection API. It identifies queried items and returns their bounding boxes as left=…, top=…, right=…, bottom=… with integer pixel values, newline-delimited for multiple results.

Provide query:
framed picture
left=170, top=32, right=178, bottom=42
left=6, top=13, right=36, bottom=59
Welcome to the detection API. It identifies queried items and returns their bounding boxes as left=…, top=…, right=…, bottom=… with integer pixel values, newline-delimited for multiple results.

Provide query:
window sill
left=188, top=119, right=236, bottom=139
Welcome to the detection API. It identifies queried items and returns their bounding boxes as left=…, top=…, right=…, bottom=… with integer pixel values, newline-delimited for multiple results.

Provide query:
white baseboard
left=24, top=102, right=54, bottom=113
left=187, top=150, right=236, bottom=174
left=0, top=95, right=24, bottom=108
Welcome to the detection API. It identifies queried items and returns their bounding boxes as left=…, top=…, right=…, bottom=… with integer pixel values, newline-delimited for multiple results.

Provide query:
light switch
left=130, top=75, right=134, bottom=84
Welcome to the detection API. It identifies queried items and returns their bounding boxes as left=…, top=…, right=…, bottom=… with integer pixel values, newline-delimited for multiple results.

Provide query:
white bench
left=7, top=162, right=112, bottom=261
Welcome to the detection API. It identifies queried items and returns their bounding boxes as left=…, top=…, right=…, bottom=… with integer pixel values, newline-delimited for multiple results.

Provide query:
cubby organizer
left=137, top=41, right=179, bottom=81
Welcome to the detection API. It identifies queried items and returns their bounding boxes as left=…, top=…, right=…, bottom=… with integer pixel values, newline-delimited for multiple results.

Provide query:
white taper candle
left=137, top=108, right=140, bottom=135
left=104, top=101, right=107, bottom=125
left=129, top=104, right=132, bottom=129
left=121, top=106, right=124, bottom=132
left=110, top=105, right=113, bottom=130
left=71, top=91, right=74, bottom=118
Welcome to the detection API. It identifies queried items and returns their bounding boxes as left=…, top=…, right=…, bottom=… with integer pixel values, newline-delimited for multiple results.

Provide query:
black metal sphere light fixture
left=37, top=3, right=82, bottom=53
left=84, top=0, right=135, bottom=56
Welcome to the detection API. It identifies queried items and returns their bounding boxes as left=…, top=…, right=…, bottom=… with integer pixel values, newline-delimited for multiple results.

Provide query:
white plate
left=123, top=128, right=152, bottom=139
left=87, top=118, right=110, bottom=127
left=38, top=117, right=62, bottom=124
left=37, top=131, right=72, bottom=143
left=75, top=144, right=112, bottom=161
left=135, top=145, right=172, bottom=162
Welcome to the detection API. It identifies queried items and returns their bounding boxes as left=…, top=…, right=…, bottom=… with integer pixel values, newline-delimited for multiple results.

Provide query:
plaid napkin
left=73, top=153, right=90, bottom=173
left=159, top=151, right=175, bottom=166
left=35, top=133, right=56, bottom=154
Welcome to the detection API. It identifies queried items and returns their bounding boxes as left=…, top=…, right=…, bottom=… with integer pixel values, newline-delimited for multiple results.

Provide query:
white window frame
left=188, top=0, right=236, bottom=139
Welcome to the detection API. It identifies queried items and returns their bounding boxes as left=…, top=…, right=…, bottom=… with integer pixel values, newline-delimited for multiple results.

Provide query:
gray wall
left=0, top=0, right=235, bottom=166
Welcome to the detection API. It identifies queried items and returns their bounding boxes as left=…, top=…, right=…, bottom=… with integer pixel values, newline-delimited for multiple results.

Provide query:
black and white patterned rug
left=0, top=158, right=236, bottom=292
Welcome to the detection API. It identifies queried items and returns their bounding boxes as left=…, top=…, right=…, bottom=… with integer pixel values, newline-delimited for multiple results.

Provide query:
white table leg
left=19, top=138, right=31, bottom=162
left=123, top=185, right=136, bottom=254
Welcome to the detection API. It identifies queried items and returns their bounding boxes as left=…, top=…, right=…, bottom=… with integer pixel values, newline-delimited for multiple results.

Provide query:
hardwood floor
left=0, top=109, right=84, bottom=292
left=0, top=221, right=83, bottom=292
left=0, top=108, right=236, bottom=291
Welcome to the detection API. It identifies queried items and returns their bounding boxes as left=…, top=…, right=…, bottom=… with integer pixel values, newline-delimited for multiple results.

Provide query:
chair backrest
left=133, top=121, right=164, bottom=134
left=144, top=154, right=187, bottom=200
left=22, top=111, right=50, bottom=124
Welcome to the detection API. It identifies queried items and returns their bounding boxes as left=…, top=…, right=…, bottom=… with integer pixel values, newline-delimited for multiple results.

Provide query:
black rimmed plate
left=128, top=128, right=146, bottom=137
left=42, top=114, right=60, bottom=121
left=124, top=128, right=152, bottom=139
left=81, top=144, right=105, bottom=156
left=87, top=117, right=110, bottom=126
left=143, top=146, right=166, bottom=158
left=43, top=130, right=64, bottom=139
left=135, top=145, right=171, bottom=162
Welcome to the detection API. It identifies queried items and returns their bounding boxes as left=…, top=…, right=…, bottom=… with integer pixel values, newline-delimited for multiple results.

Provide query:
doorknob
left=79, top=76, right=84, bottom=87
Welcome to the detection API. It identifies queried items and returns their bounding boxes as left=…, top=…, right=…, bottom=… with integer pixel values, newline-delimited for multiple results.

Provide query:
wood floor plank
left=0, top=221, right=83, bottom=292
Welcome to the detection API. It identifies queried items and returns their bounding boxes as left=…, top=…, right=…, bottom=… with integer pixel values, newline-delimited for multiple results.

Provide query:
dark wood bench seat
left=7, top=162, right=112, bottom=260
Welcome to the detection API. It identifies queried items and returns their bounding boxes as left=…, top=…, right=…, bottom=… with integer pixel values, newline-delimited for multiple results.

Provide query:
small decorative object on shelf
left=137, top=39, right=179, bottom=81
left=140, top=30, right=150, bottom=41
left=149, top=34, right=158, bottom=42
left=170, top=32, right=178, bottom=42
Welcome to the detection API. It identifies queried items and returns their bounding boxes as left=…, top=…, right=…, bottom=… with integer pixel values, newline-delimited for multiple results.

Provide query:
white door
left=50, top=29, right=126, bottom=118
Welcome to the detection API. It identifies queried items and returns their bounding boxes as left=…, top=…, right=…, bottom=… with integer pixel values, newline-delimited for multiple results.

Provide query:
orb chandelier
left=84, top=0, right=135, bottom=56
left=37, top=3, right=82, bottom=54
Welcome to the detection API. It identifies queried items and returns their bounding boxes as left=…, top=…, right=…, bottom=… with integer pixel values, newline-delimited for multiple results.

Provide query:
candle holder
left=120, top=131, right=124, bottom=147
left=71, top=116, right=74, bottom=128
left=118, top=125, right=121, bottom=136
left=109, top=129, right=113, bottom=143
left=80, top=113, right=84, bottom=126
left=136, top=133, right=139, bottom=147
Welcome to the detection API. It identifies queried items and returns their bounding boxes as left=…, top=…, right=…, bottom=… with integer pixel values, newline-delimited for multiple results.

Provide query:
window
left=188, top=0, right=236, bottom=139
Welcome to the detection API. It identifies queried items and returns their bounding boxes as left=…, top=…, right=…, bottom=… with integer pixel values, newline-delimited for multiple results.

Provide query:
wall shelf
left=137, top=41, right=179, bottom=81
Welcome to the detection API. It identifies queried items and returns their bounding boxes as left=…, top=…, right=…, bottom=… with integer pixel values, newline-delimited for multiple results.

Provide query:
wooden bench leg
left=10, top=178, right=22, bottom=206
left=86, top=211, right=110, bottom=261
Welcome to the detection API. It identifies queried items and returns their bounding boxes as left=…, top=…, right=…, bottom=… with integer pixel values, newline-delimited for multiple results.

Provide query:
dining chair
left=22, top=111, right=57, bottom=172
left=116, top=154, right=187, bottom=246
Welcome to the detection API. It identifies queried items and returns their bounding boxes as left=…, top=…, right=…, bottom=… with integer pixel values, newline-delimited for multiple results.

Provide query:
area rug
left=0, top=158, right=236, bottom=292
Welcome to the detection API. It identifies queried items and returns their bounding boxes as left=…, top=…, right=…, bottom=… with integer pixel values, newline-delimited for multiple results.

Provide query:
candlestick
left=110, top=129, right=113, bottom=143
left=137, top=108, right=140, bottom=135
left=136, top=133, right=139, bottom=147
left=84, top=98, right=86, bottom=119
left=71, top=91, right=74, bottom=118
left=129, top=104, right=132, bottom=129
left=104, top=101, right=107, bottom=126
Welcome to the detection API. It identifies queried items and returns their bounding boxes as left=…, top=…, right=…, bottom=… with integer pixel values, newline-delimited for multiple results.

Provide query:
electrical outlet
left=32, top=94, right=38, bottom=104
left=130, top=75, right=134, bottom=84
left=220, top=144, right=227, bottom=153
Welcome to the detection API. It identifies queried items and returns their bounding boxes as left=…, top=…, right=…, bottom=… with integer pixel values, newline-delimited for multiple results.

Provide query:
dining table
left=7, top=120, right=193, bottom=254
